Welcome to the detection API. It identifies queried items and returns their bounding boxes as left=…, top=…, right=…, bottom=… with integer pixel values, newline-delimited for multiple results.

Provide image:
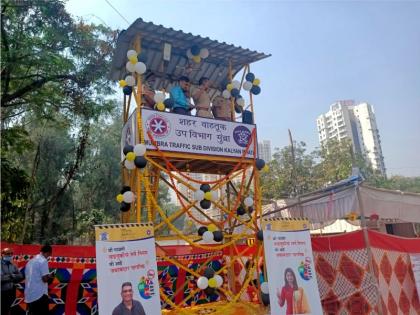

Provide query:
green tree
left=1, top=0, right=117, bottom=243
left=260, top=141, right=317, bottom=200
left=369, top=175, right=420, bottom=193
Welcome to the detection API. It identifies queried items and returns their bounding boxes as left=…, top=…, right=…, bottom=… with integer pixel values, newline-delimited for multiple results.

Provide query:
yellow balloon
left=126, top=152, right=135, bottom=161
left=226, top=83, right=233, bottom=92
left=187, top=221, right=193, bottom=227
left=156, top=102, right=165, bottom=111
left=208, top=224, right=217, bottom=232
left=253, top=78, right=261, bottom=85
left=204, top=191, right=213, bottom=201
left=116, top=194, right=124, bottom=203
left=192, top=55, right=201, bottom=63
left=263, top=164, right=269, bottom=172
left=129, top=55, right=138, bottom=64
left=208, top=278, right=217, bottom=288
left=119, top=80, right=127, bottom=88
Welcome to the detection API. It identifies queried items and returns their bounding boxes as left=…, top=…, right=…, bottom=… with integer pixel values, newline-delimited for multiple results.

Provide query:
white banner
left=410, top=254, right=420, bottom=300
left=95, top=223, right=161, bottom=315
left=263, top=219, right=323, bottom=315
left=122, top=109, right=256, bottom=160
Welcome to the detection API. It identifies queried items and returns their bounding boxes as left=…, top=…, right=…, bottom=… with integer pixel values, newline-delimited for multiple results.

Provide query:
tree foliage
left=1, top=0, right=122, bottom=244
left=260, top=138, right=419, bottom=201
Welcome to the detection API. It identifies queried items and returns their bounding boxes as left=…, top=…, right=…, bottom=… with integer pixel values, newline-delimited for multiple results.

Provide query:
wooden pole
left=228, top=60, right=235, bottom=121
left=134, top=34, right=143, bottom=223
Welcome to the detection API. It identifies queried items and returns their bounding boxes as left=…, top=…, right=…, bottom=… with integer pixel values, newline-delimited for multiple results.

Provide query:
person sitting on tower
left=192, top=77, right=213, bottom=118
left=169, top=76, right=194, bottom=115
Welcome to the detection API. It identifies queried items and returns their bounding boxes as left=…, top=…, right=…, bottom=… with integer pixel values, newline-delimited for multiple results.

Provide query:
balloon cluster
left=123, top=144, right=147, bottom=170
left=236, top=196, right=254, bottom=216
left=196, top=266, right=223, bottom=295
left=198, top=224, right=224, bottom=243
left=222, top=80, right=241, bottom=99
left=153, top=92, right=166, bottom=111
left=119, top=50, right=148, bottom=95
left=116, top=186, right=135, bottom=212
left=242, top=72, right=261, bottom=95
left=186, top=45, right=209, bottom=64
left=221, top=80, right=245, bottom=113
left=193, top=184, right=217, bottom=210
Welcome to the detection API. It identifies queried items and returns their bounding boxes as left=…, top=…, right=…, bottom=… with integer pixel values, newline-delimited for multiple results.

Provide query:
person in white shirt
left=24, top=245, right=52, bottom=315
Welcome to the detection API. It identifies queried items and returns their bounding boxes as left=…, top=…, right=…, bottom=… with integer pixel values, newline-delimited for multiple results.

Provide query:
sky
left=66, top=0, right=420, bottom=176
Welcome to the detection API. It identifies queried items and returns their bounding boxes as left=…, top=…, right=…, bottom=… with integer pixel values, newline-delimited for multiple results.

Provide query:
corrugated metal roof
left=110, top=18, right=270, bottom=96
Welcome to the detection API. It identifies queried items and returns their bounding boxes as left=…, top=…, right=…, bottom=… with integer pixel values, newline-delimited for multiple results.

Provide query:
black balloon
left=200, top=184, right=211, bottom=192
left=213, top=231, right=224, bottom=242
left=257, top=230, right=264, bottom=241
left=120, top=202, right=131, bottom=212
left=134, top=156, right=147, bottom=168
left=204, top=287, right=216, bottom=295
left=204, top=267, right=215, bottom=278
left=120, top=186, right=131, bottom=194
left=163, top=98, right=174, bottom=109
left=198, top=226, right=208, bottom=236
left=251, top=85, right=261, bottom=95
left=261, top=293, right=270, bottom=306
left=236, top=206, right=246, bottom=216
left=123, top=145, right=134, bottom=155
left=256, top=158, right=266, bottom=170
left=123, top=86, right=133, bottom=95
left=234, top=104, right=243, bottom=114
left=245, top=72, right=255, bottom=82
left=200, top=199, right=211, bottom=209
left=230, top=88, right=240, bottom=98
left=191, top=45, right=201, bottom=56
left=247, top=206, right=254, bottom=214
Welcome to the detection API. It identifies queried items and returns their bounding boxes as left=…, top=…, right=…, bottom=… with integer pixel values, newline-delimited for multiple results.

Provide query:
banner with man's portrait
left=95, top=223, right=161, bottom=315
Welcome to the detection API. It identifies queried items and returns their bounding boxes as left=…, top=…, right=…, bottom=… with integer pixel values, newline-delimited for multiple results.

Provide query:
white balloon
left=236, top=98, right=245, bottom=107
left=232, top=80, right=241, bottom=89
left=202, top=231, right=214, bottom=242
left=197, top=276, right=209, bottom=289
left=134, top=62, right=147, bottom=75
left=261, top=282, right=269, bottom=294
left=127, top=50, right=137, bottom=59
left=193, top=189, right=205, bottom=201
left=186, top=49, right=193, bottom=59
left=199, top=48, right=209, bottom=59
left=243, top=81, right=253, bottom=91
left=154, top=92, right=165, bottom=103
left=124, top=160, right=135, bottom=170
left=214, top=274, right=223, bottom=287
left=123, top=191, right=134, bottom=203
left=244, top=197, right=253, bottom=207
left=125, top=75, right=136, bottom=87
left=126, top=61, right=136, bottom=73
left=211, top=191, right=218, bottom=201
left=133, top=144, right=147, bottom=156
left=222, top=90, right=231, bottom=99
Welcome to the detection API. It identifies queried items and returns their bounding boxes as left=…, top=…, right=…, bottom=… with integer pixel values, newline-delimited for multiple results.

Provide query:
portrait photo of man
left=112, top=282, right=146, bottom=315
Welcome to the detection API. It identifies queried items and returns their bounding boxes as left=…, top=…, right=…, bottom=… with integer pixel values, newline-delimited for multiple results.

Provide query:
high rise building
left=258, top=140, right=272, bottom=162
left=316, top=100, right=386, bottom=175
